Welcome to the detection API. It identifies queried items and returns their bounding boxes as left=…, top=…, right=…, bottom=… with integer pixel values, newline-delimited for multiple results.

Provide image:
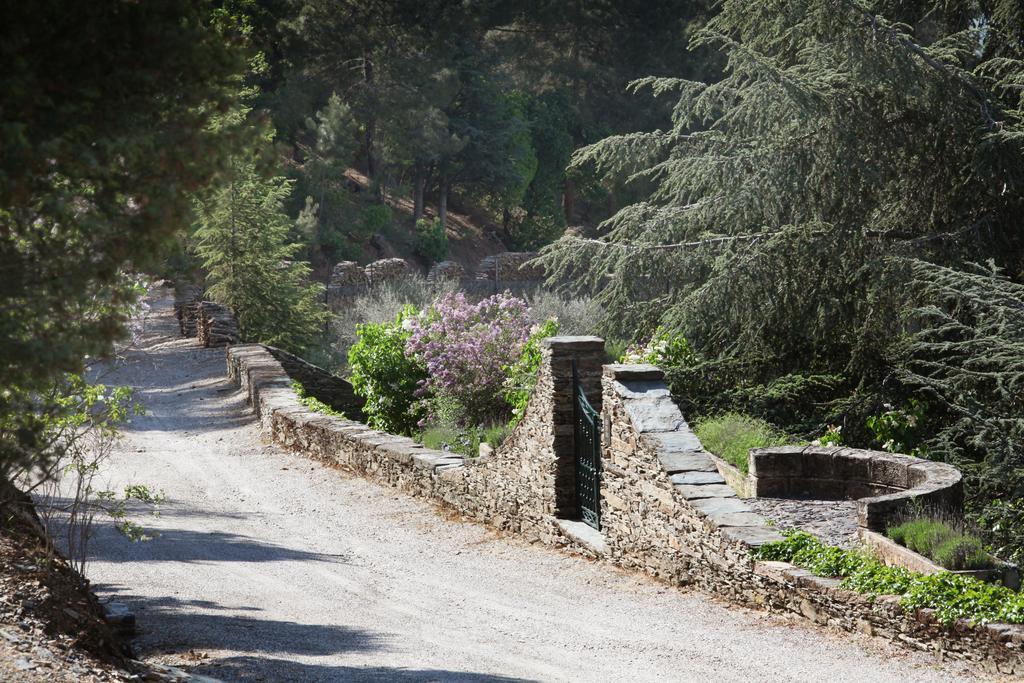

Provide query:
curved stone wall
left=747, top=446, right=963, bottom=531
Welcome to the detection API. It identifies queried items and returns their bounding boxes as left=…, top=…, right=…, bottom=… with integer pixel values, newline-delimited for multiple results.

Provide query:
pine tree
left=193, top=150, right=329, bottom=357
left=541, top=0, right=1024, bottom=395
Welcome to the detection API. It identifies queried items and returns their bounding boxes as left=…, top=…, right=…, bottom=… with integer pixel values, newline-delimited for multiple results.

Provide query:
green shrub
left=414, top=218, right=449, bottom=263
left=693, top=412, right=792, bottom=473
left=291, top=380, right=345, bottom=418
left=503, top=318, right=559, bottom=428
left=362, top=204, right=393, bottom=236
left=754, top=530, right=1024, bottom=625
left=347, top=305, right=427, bottom=435
left=620, top=326, right=696, bottom=368
left=887, top=518, right=994, bottom=570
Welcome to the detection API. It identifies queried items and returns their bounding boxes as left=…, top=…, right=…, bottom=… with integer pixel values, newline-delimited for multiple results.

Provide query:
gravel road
left=81, top=288, right=974, bottom=682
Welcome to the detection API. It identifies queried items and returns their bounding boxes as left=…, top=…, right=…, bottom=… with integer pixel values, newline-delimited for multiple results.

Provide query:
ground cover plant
left=693, top=413, right=793, bottom=473
left=887, top=518, right=992, bottom=571
left=291, top=381, right=346, bottom=418
left=755, top=531, right=1024, bottom=626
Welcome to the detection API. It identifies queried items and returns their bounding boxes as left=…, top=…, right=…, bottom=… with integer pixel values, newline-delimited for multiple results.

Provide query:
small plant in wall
left=291, top=380, right=346, bottom=418
left=866, top=398, right=929, bottom=456
left=620, top=326, right=696, bottom=368
left=503, top=318, right=559, bottom=428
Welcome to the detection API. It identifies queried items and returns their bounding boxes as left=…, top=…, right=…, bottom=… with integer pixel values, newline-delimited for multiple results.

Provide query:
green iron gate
left=572, top=360, right=601, bottom=530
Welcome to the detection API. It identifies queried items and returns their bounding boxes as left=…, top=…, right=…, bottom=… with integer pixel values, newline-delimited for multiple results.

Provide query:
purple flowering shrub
left=405, top=292, right=533, bottom=424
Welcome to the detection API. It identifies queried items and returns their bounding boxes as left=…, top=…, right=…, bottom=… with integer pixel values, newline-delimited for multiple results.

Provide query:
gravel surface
left=746, top=498, right=862, bottom=549
left=78, top=288, right=976, bottom=682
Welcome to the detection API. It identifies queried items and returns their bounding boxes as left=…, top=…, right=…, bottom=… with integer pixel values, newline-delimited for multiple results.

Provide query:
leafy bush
left=291, top=381, right=345, bottom=418
left=414, top=218, right=449, bottom=263
left=362, top=204, right=393, bottom=236
left=887, top=518, right=993, bottom=570
left=866, top=399, right=930, bottom=457
left=334, top=274, right=454, bottom=368
left=620, top=326, right=696, bottom=367
left=347, top=305, right=426, bottom=434
left=694, top=413, right=793, bottom=473
left=503, top=318, right=559, bottom=427
left=406, top=292, right=533, bottom=424
left=754, top=531, right=1024, bottom=625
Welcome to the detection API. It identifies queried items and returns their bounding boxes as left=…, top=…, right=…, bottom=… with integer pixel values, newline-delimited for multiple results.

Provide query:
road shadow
left=82, top=521, right=349, bottom=565
left=93, top=590, right=386, bottom=660
left=185, top=656, right=538, bottom=682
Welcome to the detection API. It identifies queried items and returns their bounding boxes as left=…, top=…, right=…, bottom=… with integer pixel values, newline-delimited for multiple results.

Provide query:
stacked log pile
left=173, top=284, right=204, bottom=337
left=197, top=301, right=240, bottom=348
left=364, top=257, right=410, bottom=286
left=426, top=260, right=465, bottom=284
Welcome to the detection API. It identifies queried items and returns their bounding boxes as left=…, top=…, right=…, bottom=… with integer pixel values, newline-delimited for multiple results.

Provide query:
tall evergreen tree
left=193, top=138, right=329, bottom=357
left=1, top=1, right=248, bottom=478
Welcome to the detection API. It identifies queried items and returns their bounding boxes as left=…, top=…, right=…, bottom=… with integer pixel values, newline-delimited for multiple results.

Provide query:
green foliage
left=895, top=261, right=1024, bottom=516
left=362, top=204, right=394, bottom=238
left=291, top=381, right=345, bottom=418
left=866, top=399, right=930, bottom=456
left=887, top=519, right=993, bottom=570
left=754, top=531, right=1024, bottom=625
left=414, top=218, right=449, bottom=263
left=347, top=306, right=426, bottom=435
left=503, top=319, right=559, bottom=428
left=976, top=499, right=1024, bottom=566
left=694, top=413, right=792, bottom=473
left=620, top=327, right=696, bottom=368
left=193, top=133, right=330, bottom=357
left=816, top=425, right=843, bottom=447
left=0, top=1, right=248, bottom=476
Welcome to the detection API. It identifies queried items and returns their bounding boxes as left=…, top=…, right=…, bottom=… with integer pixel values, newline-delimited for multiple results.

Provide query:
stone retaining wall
left=263, top=346, right=365, bottom=421
left=223, top=342, right=1024, bottom=675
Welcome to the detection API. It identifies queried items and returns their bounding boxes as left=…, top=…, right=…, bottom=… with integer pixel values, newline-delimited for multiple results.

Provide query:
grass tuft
left=694, top=412, right=792, bottom=473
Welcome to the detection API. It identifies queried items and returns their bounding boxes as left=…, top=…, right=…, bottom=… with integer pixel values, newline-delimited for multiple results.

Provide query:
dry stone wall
left=223, top=341, right=1024, bottom=675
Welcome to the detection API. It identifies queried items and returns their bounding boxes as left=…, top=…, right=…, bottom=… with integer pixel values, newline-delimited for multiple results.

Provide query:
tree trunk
left=563, top=177, right=576, bottom=224
left=413, top=168, right=426, bottom=224
left=438, top=180, right=449, bottom=229
left=363, top=56, right=381, bottom=200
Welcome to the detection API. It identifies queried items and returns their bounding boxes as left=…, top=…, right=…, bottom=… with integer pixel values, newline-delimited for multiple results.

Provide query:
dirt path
left=81, top=287, right=972, bottom=682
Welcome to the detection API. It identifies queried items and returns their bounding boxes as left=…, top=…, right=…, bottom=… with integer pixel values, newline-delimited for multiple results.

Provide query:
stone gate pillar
left=540, top=336, right=605, bottom=517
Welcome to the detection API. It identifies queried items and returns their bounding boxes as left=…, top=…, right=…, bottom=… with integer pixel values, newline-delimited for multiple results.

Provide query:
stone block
left=720, top=526, right=785, bottom=547
left=705, top=511, right=768, bottom=528
left=623, top=395, right=686, bottom=433
left=675, top=483, right=737, bottom=500
left=542, top=336, right=605, bottom=352
left=790, top=478, right=846, bottom=500
left=642, top=430, right=703, bottom=454
left=605, top=364, right=664, bottom=382
left=833, top=450, right=872, bottom=482
left=869, top=453, right=911, bottom=489
left=752, top=477, right=790, bottom=497
left=690, top=497, right=752, bottom=516
left=748, top=449, right=801, bottom=478
left=658, top=452, right=717, bottom=474
left=670, top=471, right=726, bottom=486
